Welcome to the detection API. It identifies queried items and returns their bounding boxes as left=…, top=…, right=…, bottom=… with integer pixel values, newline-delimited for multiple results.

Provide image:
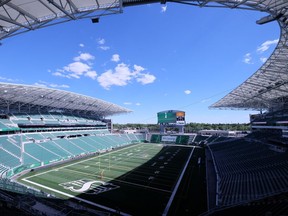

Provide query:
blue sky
left=0, top=3, right=279, bottom=124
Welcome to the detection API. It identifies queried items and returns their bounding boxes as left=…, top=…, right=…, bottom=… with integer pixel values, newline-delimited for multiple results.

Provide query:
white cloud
left=98, top=38, right=105, bottom=45
left=34, top=81, right=69, bottom=89
left=136, top=73, right=156, bottom=85
left=52, top=71, right=67, bottom=78
left=184, top=90, right=191, bottom=95
left=134, top=65, right=145, bottom=73
left=97, top=63, right=134, bottom=89
left=0, top=76, right=19, bottom=82
left=79, top=43, right=84, bottom=47
left=97, top=38, right=110, bottom=50
left=243, top=53, right=253, bottom=64
left=64, top=62, right=92, bottom=76
left=33, top=82, right=46, bottom=88
left=53, top=53, right=97, bottom=80
left=161, top=5, right=167, bottom=13
left=123, top=102, right=141, bottom=106
left=97, top=63, right=156, bottom=90
left=124, top=102, right=132, bottom=105
left=99, top=46, right=110, bottom=51
left=52, top=50, right=155, bottom=89
left=260, top=57, right=268, bottom=63
left=84, top=71, right=97, bottom=80
left=50, top=84, right=70, bottom=88
left=257, top=39, right=279, bottom=53
left=111, top=54, right=120, bottom=62
left=73, top=53, right=95, bottom=62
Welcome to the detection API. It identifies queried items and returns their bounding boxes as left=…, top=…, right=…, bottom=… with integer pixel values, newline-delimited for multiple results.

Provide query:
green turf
left=19, top=144, right=162, bottom=196
left=18, top=143, right=194, bottom=215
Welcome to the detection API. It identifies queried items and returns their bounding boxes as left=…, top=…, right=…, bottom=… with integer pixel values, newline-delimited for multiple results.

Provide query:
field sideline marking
left=162, top=146, right=195, bottom=216
left=22, top=178, right=131, bottom=216
left=24, top=143, right=147, bottom=180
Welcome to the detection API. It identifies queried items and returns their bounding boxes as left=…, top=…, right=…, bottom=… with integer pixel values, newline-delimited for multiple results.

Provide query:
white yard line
left=21, top=143, right=191, bottom=215
left=46, top=166, right=171, bottom=193
left=31, top=143, right=168, bottom=192
left=22, top=143, right=169, bottom=193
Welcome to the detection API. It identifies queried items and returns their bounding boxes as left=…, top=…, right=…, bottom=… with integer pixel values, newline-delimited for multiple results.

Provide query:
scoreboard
left=176, top=111, right=185, bottom=124
left=157, top=110, right=185, bottom=125
left=157, top=111, right=176, bottom=124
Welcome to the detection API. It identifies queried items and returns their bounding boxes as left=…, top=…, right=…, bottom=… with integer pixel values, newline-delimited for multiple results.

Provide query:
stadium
left=0, top=0, right=288, bottom=216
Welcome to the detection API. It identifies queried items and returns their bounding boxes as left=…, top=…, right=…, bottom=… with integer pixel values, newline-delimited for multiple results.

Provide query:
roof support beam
left=47, top=0, right=76, bottom=20
left=6, top=2, right=39, bottom=23
left=231, top=0, right=250, bottom=8
left=0, top=0, right=10, bottom=7
left=39, top=0, right=58, bottom=17
left=0, top=13, right=32, bottom=29
left=66, top=0, right=79, bottom=13
left=245, top=81, right=266, bottom=88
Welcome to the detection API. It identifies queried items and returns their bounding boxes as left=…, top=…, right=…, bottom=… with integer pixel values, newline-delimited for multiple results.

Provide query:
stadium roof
left=0, top=0, right=122, bottom=40
left=210, top=0, right=288, bottom=111
left=0, top=1, right=288, bottom=111
left=0, top=82, right=131, bottom=118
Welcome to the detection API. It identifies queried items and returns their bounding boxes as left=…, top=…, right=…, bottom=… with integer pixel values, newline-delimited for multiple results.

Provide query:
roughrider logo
left=59, top=179, right=119, bottom=195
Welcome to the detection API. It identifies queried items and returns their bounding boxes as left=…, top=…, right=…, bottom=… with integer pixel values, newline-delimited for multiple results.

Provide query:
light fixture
left=91, top=18, right=99, bottom=23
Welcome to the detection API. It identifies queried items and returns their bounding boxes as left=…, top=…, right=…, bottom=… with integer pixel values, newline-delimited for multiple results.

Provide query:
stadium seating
left=0, top=165, right=9, bottom=178
left=24, top=133, right=45, bottom=142
left=39, top=140, right=72, bottom=158
left=24, top=143, right=62, bottom=163
left=52, top=138, right=86, bottom=155
left=0, top=137, right=21, bottom=157
left=193, top=135, right=210, bottom=143
left=6, top=113, right=107, bottom=130
left=0, top=178, right=46, bottom=197
left=0, top=110, right=146, bottom=179
left=175, top=135, right=190, bottom=144
left=22, top=152, right=41, bottom=166
left=0, top=119, right=15, bottom=130
left=209, top=138, right=288, bottom=206
left=0, top=149, right=20, bottom=168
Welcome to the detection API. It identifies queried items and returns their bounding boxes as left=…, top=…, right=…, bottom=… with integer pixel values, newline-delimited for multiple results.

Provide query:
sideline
left=162, top=146, right=195, bottom=216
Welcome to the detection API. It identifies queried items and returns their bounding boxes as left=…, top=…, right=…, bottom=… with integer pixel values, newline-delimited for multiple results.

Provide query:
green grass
left=18, top=143, right=194, bottom=215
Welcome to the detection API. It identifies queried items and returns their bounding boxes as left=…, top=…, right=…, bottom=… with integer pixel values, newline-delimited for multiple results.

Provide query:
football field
left=18, top=143, right=195, bottom=215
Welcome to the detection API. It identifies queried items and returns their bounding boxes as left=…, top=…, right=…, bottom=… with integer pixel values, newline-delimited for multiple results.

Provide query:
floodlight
left=91, top=18, right=99, bottom=23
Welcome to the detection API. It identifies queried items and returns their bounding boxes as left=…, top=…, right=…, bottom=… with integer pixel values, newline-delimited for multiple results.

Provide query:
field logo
left=59, top=179, right=119, bottom=194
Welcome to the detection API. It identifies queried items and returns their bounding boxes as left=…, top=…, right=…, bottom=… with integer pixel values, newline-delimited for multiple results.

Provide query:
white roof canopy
left=0, top=0, right=122, bottom=40
left=0, top=82, right=131, bottom=118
